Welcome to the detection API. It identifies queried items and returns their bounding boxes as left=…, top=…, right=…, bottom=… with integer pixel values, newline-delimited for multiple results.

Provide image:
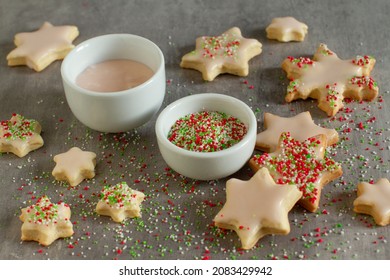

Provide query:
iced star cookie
left=353, top=179, right=390, bottom=226
left=96, top=182, right=145, bottom=223
left=282, top=44, right=378, bottom=116
left=214, top=168, right=302, bottom=250
left=249, top=132, right=342, bottom=212
left=20, top=196, right=74, bottom=246
left=180, top=27, right=262, bottom=81
left=0, top=114, right=44, bottom=157
left=7, top=22, right=79, bottom=72
left=52, top=147, right=96, bottom=186
left=256, top=111, right=339, bottom=152
left=266, top=17, right=308, bottom=42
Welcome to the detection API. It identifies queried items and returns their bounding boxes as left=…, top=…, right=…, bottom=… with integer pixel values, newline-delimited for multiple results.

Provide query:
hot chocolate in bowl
left=61, top=34, right=166, bottom=133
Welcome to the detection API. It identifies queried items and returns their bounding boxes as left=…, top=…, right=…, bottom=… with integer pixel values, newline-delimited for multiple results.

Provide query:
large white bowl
left=155, top=93, right=257, bottom=180
left=61, top=34, right=166, bottom=133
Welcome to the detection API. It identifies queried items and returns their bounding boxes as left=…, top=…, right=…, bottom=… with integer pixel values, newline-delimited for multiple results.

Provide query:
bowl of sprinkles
left=155, top=93, right=256, bottom=180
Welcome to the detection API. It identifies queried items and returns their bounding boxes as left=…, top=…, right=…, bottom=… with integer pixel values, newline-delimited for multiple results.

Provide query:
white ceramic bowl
left=155, top=93, right=257, bottom=180
left=61, top=34, right=165, bottom=133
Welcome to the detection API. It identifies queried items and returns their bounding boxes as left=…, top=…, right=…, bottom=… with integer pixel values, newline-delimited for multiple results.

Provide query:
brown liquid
left=76, top=59, right=154, bottom=92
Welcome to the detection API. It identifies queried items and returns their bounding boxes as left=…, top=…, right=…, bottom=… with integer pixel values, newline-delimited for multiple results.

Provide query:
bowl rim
left=61, top=33, right=165, bottom=98
left=155, top=93, right=257, bottom=159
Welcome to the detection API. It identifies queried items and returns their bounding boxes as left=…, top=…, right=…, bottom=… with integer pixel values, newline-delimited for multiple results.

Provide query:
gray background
left=0, top=0, right=389, bottom=260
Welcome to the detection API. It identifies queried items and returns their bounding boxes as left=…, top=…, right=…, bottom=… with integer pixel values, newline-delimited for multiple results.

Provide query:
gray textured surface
left=0, top=0, right=389, bottom=260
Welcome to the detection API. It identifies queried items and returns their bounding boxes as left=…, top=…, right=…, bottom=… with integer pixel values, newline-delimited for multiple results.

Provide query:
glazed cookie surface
left=7, top=21, right=79, bottom=72
left=354, top=179, right=390, bottom=226
left=0, top=114, right=44, bottom=157
left=180, top=27, right=262, bottom=81
left=256, top=111, right=339, bottom=152
left=282, top=44, right=378, bottom=116
left=214, top=168, right=302, bottom=250
left=266, top=17, right=308, bottom=42
left=52, top=147, right=96, bottom=186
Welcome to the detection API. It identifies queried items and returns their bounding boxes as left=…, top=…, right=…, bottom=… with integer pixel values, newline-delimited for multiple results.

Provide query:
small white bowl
left=61, top=34, right=166, bottom=133
left=155, top=93, right=257, bottom=180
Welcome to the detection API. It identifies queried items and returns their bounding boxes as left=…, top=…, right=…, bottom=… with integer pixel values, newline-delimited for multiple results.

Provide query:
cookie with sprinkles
left=20, top=196, right=74, bottom=246
left=180, top=27, right=262, bottom=81
left=96, top=182, right=145, bottom=223
left=0, top=113, right=44, bottom=157
left=52, top=147, right=96, bottom=186
left=256, top=111, right=339, bottom=152
left=282, top=43, right=378, bottom=116
left=353, top=178, right=390, bottom=226
left=249, top=132, right=342, bottom=212
left=266, top=17, right=308, bottom=42
left=214, top=168, right=302, bottom=250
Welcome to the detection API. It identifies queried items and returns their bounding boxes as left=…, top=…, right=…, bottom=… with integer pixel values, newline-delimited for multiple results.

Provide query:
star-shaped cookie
left=249, top=132, right=342, bottom=212
left=282, top=43, right=378, bottom=116
left=353, top=178, right=390, bottom=226
left=7, top=21, right=79, bottom=72
left=266, top=17, right=308, bottom=42
left=180, top=27, right=262, bottom=81
left=0, top=114, right=44, bottom=157
left=214, top=168, right=301, bottom=250
left=256, top=111, right=339, bottom=152
left=96, top=182, right=145, bottom=223
left=52, top=147, right=96, bottom=186
left=20, top=196, right=74, bottom=246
